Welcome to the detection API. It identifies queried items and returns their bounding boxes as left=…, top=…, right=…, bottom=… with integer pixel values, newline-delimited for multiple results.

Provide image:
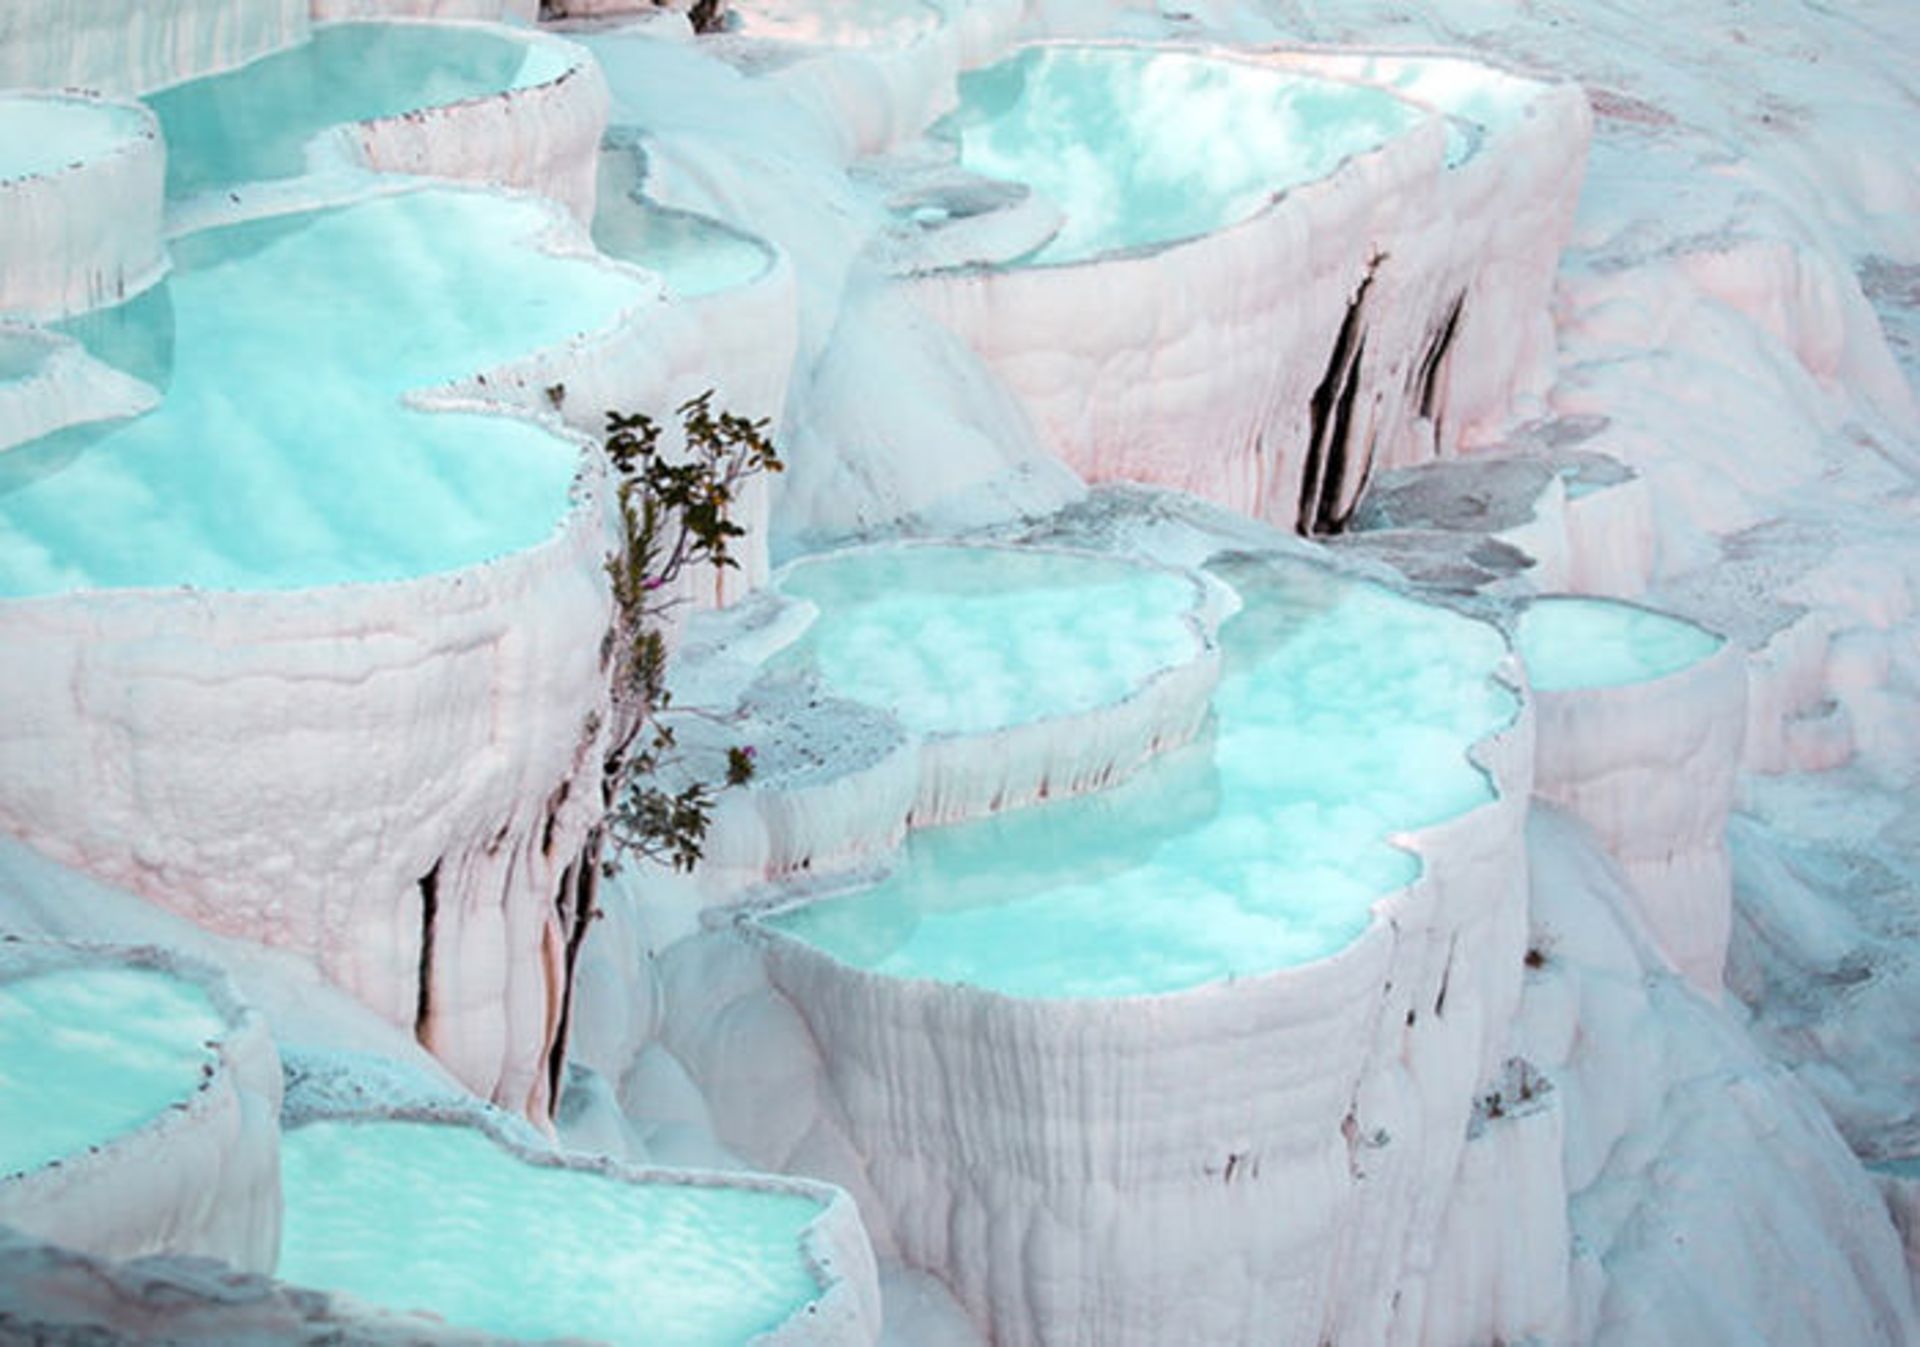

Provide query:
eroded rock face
left=0, top=94, right=166, bottom=321
left=0, top=188, right=654, bottom=1116
left=144, top=21, right=607, bottom=230
left=902, top=43, right=1589, bottom=539
left=1521, top=597, right=1747, bottom=993
left=0, top=0, right=309, bottom=96
left=313, top=0, right=539, bottom=19
left=346, top=23, right=609, bottom=225
left=655, top=545, right=1542, bottom=1346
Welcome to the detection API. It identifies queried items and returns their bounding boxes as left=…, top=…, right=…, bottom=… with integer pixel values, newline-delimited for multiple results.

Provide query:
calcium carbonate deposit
left=2, top=0, right=1918, bottom=1344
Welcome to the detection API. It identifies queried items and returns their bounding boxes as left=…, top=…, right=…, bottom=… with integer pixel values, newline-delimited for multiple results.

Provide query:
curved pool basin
left=279, top=1116, right=857, bottom=1346
left=765, top=555, right=1518, bottom=998
left=769, top=542, right=1213, bottom=739
left=1517, top=594, right=1723, bottom=692
left=147, top=21, right=573, bottom=202
left=0, top=963, right=224, bottom=1179
left=0, top=187, right=650, bottom=597
left=947, top=44, right=1429, bottom=266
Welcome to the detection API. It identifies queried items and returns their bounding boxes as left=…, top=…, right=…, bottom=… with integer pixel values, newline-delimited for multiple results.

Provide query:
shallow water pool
left=0, top=965, right=223, bottom=1178
left=767, top=556, right=1517, bottom=997
left=279, top=1119, right=830, bottom=1346
left=949, top=46, right=1427, bottom=265
left=592, top=191, right=773, bottom=299
left=0, top=329, right=52, bottom=383
left=147, top=22, right=570, bottom=202
left=0, top=95, right=147, bottom=184
left=770, top=544, right=1208, bottom=739
left=1517, top=596, right=1722, bottom=692
left=0, top=188, right=649, bottom=597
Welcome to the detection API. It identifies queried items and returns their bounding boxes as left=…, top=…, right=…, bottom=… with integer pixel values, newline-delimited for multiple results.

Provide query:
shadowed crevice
left=1300, top=269, right=1375, bottom=535
left=414, top=859, right=442, bottom=1044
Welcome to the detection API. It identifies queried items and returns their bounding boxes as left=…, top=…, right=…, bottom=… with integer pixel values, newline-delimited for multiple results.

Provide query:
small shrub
left=599, top=392, right=782, bottom=874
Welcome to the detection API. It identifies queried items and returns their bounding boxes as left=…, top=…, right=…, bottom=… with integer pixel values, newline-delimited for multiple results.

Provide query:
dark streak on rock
left=414, top=860, right=442, bottom=1045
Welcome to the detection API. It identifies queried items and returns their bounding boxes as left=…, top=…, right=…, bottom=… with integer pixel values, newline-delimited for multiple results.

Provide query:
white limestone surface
left=0, top=943, right=282, bottom=1274
left=1874, top=1160, right=1920, bottom=1306
left=1521, top=806, right=1917, bottom=1346
left=674, top=675, right=921, bottom=894
left=1349, top=456, right=1576, bottom=589
left=0, top=188, right=668, bottom=1116
left=742, top=555, right=1537, bottom=1345
left=0, top=0, right=308, bottom=95
left=148, top=21, right=608, bottom=229
left=352, top=22, right=609, bottom=224
left=0, top=94, right=167, bottom=321
left=278, top=1110, right=880, bottom=1345
left=1520, top=596, right=1746, bottom=992
left=576, top=24, right=1085, bottom=556
left=724, top=0, right=1021, bottom=160
left=732, top=0, right=942, bottom=48
left=312, top=0, right=538, bottom=19
left=904, top=42, right=1588, bottom=536
left=1555, top=453, right=1654, bottom=598
left=1258, top=48, right=1591, bottom=455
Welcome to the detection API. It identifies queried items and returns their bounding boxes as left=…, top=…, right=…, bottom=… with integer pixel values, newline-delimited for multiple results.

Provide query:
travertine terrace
left=3, top=1, right=1918, bottom=1344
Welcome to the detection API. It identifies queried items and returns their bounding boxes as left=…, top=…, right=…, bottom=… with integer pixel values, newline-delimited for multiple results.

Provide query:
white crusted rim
left=0, top=936, right=281, bottom=1277
left=158, top=20, right=606, bottom=233
left=323, top=18, right=598, bottom=124
left=0, top=91, right=170, bottom=320
left=0, top=92, right=160, bottom=188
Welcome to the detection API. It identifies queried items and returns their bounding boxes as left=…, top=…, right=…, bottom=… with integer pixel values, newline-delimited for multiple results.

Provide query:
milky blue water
left=147, top=23, right=570, bottom=201
left=0, top=95, right=146, bottom=184
left=1517, top=596, right=1722, bottom=692
left=592, top=195, right=773, bottom=299
left=1291, top=55, right=1542, bottom=166
left=770, top=544, right=1206, bottom=738
left=950, top=46, right=1428, bottom=265
left=768, top=557, right=1518, bottom=997
left=0, top=966, right=224, bottom=1178
left=0, top=330, right=51, bottom=383
left=279, top=1120, right=829, bottom=1346
left=0, top=189, right=650, bottom=597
